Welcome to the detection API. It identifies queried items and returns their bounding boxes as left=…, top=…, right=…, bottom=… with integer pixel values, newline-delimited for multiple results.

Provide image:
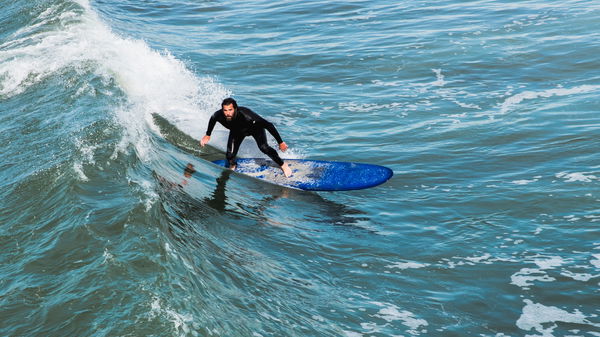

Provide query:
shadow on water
left=154, top=161, right=374, bottom=248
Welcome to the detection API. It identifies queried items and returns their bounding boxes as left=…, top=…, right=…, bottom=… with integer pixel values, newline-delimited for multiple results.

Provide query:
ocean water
left=1, top=0, right=599, bottom=336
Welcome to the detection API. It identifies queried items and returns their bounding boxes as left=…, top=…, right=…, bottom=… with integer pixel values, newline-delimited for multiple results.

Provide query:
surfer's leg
left=252, top=129, right=291, bottom=177
left=252, top=129, right=283, bottom=166
left=226, top=132, right=245, bottom=169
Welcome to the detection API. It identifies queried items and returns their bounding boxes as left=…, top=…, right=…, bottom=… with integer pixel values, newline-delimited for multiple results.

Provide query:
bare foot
left=280, top=162, right=292, bottom=177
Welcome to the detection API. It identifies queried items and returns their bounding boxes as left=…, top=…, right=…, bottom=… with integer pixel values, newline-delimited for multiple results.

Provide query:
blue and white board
left=212, top=158, right=393, bottom=191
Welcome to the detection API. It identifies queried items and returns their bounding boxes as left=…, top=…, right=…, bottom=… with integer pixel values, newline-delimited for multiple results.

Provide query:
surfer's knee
left=258, top=143, right=273, bottom=154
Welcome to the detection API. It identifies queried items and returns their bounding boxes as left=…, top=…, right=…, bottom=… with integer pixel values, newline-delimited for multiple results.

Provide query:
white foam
left=464, top=253, right=492, bottom=263
left=360, top=322, right=383, bottom=334
left=371, top=302, right=428, bottom=334
left=533, top=256, right=565, bottom=270
left=149, top=296, right=196, bottom=337
left=431, top=69, right=447, bottom=87
left=452, top=100, right=480, bottom=109
left=511, top=256, right=571, bottom=288
left=386, top=261, right=429, bottom=270
left=73, top=162, right=88, bottom=181
left=499, top=85, right=600, bottom=114
left=560, top=270, right=597, bottom=282
left=101, top=247, right=114, bottom=264
left=0, top=0, right=229, bottom=163
left=516, top=300, right=599, bottom=336
left=339, top=101, right=404, bottom=113
left=512, top=178, right=538, bottom=185
left=510, top=268, right=556, bottom=288
left=591, top=254, right=600, bottom=269
left=311, top=315, right=325, bottom=322
left=555, top=172, right=598, bottom=183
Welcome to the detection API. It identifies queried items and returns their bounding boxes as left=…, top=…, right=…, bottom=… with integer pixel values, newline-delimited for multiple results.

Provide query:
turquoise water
left=1, top=0, right=599, bottom=336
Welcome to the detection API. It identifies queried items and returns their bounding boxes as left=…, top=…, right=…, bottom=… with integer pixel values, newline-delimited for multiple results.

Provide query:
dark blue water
left=1, top=0, right=599, bottom=336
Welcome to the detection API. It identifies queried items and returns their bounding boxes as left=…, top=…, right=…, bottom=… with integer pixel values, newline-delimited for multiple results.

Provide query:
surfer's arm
left=262, top=119, right=287, bottom=151
left=263, top=120, right=284, bottom=145
left=265, top=123, right=288, bottom=152
left=201, top=111, right=220, bottom=146
left=205, top=111, right=219, bottom=136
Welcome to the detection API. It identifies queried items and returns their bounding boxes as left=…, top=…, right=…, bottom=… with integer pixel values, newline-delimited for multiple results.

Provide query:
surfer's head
left=222, top=97, right=238, bottom=121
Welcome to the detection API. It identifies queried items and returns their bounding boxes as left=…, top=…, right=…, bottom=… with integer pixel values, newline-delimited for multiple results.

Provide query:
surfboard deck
left=212, top=158, right=393, bottom=191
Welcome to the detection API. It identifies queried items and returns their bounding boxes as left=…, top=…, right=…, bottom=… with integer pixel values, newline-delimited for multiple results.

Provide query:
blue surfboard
left=212, top=158, right=393, bottom=191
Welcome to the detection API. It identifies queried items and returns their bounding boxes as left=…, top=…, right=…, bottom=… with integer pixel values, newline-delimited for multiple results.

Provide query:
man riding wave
left=200, top=98, right=292, bottom=177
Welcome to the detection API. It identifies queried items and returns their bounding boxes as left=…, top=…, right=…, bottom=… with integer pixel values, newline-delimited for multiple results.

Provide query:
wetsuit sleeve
left=263, top=120, right=284, bottom=144
left=205, top=110, right=220, bottom=136
left=244, top=108, right=284, bottom=144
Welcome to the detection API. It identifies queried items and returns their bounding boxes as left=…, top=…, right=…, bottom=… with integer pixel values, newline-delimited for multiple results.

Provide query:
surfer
left=200, top=98, right=292, bottom=177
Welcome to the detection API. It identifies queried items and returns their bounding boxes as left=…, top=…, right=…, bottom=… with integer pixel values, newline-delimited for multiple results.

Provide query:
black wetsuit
left=205, top=106, right=285, bottom=168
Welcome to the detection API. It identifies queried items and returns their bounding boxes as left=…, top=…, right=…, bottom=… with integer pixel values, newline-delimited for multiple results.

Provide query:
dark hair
left=221, top=97, right=238, bottom=110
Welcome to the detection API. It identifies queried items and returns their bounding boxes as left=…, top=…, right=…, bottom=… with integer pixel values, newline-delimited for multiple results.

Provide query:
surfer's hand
left=200, top=135, right=210, bottom=147
left=279, top=142, right=288, bottom=152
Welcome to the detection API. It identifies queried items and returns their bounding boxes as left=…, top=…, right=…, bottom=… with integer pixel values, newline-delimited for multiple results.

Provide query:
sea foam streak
left=499, top=85, right=600, bottom=114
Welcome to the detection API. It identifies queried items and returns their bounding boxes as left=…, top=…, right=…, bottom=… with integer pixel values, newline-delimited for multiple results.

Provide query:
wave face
left=1, top=0, right=599, bottom=336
